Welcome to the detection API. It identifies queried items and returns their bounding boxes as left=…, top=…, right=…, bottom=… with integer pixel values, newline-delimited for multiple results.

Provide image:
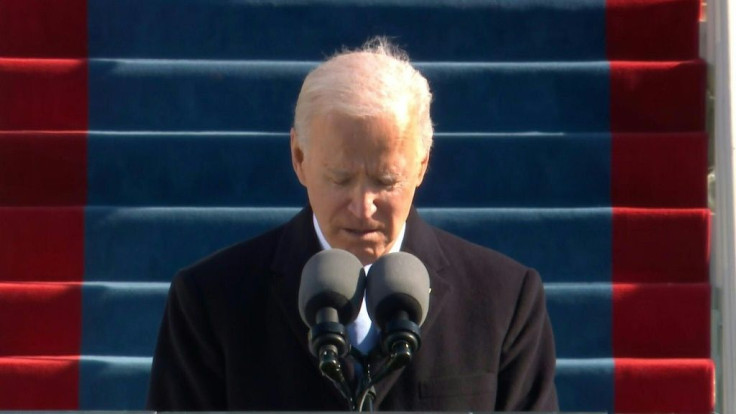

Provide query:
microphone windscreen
left=298, top=249, right=366, bottom=327
left=366, top=252, right=430, bottom=329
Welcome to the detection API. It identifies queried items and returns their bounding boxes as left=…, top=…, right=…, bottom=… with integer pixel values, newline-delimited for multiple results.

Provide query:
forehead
left=307, top=112, right=421, bottom=172
left=310, top=112, right=419, bottom=151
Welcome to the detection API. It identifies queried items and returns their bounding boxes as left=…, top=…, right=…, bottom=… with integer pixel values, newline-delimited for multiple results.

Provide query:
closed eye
left=376, top=176, right=400, bottom=190
left=331, top=177, right=350, bottom=186
left=327, top=172, right=352, bottom=186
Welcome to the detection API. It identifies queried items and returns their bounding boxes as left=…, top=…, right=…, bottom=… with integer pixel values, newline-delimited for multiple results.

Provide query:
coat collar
left=370, top=207, right=453, bottom=405
left=269, top=206, right=321, bottom=373
left=269, top=206, right=453, bottom=408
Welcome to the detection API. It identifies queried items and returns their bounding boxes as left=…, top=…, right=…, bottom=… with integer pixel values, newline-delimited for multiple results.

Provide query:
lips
left=343, top=227, right=382, bottom=240
left=345, top=228, right=379, bottom=235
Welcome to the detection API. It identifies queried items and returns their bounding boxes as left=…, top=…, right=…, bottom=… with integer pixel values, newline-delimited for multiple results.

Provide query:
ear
left=415, top=147, right=430, bottom=187
left=290, top=128, right=308, bottom=187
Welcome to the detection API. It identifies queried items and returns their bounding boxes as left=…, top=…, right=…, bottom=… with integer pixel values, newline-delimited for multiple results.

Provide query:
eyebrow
left=326, top=165, right=403, bottom=181
left=377, top=172, right=400, bottom=181
left=327, top=169, right=352, bottom=179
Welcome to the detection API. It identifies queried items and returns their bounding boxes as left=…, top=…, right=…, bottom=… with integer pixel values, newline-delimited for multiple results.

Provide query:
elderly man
left=147, top=38, right=558, bottom=411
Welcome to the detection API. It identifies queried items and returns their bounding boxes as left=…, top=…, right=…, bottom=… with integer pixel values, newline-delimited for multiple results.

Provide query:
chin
left=343, top=245, right=382, bottom=266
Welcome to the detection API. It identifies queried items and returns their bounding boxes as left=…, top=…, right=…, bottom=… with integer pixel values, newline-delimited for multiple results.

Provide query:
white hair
left=293, top=37, right=433, bottom=155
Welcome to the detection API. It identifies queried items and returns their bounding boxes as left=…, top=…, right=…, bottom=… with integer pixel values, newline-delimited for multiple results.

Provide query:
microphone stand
left=311, top=314, right=422, bottom=411
left=352, top=318, right=422, bottom=412
left=309, top=311, right=355, bottom=410
left=350, top=348, right=376, bottom=412
left=318, top=343, right=354, bottom=409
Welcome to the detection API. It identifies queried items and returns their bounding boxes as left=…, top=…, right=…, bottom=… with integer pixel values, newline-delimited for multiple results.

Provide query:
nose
left=347, top=185, right=378, bottom=220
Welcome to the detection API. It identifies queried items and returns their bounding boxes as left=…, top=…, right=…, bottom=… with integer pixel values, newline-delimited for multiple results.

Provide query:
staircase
left=0, top=0, right=712, bottom=411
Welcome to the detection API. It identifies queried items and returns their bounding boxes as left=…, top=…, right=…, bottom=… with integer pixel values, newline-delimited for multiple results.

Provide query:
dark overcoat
left=147, top=207, right=558, bottom=411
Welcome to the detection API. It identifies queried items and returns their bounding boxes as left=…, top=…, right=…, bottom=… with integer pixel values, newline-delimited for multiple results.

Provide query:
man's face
left=291, top=112, right=429, bottom=265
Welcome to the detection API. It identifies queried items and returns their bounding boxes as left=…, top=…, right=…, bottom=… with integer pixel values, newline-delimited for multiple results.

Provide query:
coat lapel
left=372, top=207, right=453, bottom=406
left=268, top=207, right=321, bottom=366
left=268, top=207, right=360, bottom=408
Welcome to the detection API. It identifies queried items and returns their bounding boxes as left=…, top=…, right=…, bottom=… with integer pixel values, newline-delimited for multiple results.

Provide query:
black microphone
left=366, top=252, right=430, bottom=367
left=298, top=248, right=366, bottom=405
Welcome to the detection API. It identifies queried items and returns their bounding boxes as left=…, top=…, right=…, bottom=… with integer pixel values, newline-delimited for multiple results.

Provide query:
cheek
left=380, top=189, right=415, bottom=220
left=309, top=185, right=348, bottom=216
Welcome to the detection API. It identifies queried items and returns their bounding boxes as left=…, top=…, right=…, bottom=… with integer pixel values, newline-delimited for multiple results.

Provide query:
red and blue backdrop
left=0, top=0, right=713, bottom=412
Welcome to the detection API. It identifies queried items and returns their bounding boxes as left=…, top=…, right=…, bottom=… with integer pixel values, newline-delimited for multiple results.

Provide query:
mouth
left=343, top=228, right=381, bottom=238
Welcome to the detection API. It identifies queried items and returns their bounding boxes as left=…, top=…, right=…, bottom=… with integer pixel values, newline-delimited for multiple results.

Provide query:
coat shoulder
left=430, top=225, right=535, bottom=282
left=174, top=223, right=285, bottom=287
